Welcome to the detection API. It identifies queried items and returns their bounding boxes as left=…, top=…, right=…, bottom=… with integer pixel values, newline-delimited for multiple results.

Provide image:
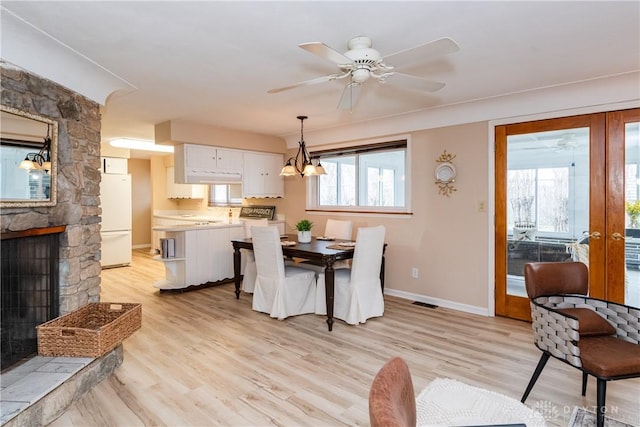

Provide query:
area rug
left=416, top=378, right=546, bottom=426
left=568, top=407, right=635, bottom=427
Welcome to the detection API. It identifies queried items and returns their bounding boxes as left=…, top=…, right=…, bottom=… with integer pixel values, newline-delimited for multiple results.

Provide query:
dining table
left=231, top=234, right=386, bottom=331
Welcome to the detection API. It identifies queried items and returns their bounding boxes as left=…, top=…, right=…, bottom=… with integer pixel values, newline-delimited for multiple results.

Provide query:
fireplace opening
left=1, top=226, right=64, bottom=371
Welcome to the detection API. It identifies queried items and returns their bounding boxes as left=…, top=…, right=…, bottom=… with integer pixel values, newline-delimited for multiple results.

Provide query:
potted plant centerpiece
left=295, top=219, right=313, bottom=243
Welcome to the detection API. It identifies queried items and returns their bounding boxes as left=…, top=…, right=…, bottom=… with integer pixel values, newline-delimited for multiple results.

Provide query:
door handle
left=588, top=231, right=601, bottom=239
left=611, top=232, right=626, bottom=240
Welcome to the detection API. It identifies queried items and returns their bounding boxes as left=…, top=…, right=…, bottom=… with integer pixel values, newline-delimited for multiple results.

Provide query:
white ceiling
left=1, top=1, right=639, bottom=147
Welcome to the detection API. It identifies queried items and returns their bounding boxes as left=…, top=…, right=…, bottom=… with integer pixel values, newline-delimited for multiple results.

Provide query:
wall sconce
left=19, top=124, right=52, bottom=173
left=280, top=115, right=327, bottom=177
left=435, top=149, right=457, bottom=197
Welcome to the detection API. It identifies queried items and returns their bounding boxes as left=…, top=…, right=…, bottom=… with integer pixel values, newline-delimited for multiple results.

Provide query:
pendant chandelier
left=19, top=124, right=52, bottom=173
left=280, top=115, right=326, bottom=177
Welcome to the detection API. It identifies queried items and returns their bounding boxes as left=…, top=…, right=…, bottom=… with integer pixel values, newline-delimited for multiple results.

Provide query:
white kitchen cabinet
left=242, top=152, right=284, bottom=198
left=152, top=223, right=244, bottom=290
left=166, top=167, right=205, bottom=199
left=174, top=144, right=243, bottom=184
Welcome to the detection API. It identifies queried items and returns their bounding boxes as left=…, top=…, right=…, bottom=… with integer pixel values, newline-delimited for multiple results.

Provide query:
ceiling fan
left=267, top=36, right=460, bottom=111
left=518, top=132, right=587, bottom=152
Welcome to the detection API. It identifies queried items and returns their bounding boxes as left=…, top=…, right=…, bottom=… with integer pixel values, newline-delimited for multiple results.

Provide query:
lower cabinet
left=153, top=225, right=244, bottom=290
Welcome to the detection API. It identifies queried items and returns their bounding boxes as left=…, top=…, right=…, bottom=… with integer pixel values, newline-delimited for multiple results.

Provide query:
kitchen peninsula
left=152, top=218, right=284, bottom=291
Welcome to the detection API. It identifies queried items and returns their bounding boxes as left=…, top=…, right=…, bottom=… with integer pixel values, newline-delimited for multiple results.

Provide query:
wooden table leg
left=233, top=245, right=242, bottom=299
left=324, top=260, right=335, bottom=331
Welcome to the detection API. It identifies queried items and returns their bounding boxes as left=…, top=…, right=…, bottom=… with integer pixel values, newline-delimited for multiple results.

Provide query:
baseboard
left=384, top=288, right=490, bottom=317
left=132, top=243, right=150, bottom=250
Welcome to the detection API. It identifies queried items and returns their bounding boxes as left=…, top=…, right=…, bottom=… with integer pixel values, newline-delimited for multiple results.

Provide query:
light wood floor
left=50, top=250, right=640, bottom=426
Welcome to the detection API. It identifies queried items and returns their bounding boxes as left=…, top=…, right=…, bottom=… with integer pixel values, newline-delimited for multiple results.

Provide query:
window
left=309, top=139, right=408, bottom=213
left=507, top=167, right=570, bottom=234
left=208, top=184, right=243, bottom=206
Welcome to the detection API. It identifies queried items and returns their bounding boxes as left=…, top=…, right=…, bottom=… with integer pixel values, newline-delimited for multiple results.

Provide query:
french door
left=495, top=108, right=639, bottom=321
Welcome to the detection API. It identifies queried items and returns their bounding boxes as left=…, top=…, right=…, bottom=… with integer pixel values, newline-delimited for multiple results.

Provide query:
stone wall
left=1, top=64, right=102, bottom=313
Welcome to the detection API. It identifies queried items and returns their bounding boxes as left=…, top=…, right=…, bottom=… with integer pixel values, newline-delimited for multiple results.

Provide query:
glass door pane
left=506, top=128, right=590, bottom=297
left=625, top=121, right=640, bottom=306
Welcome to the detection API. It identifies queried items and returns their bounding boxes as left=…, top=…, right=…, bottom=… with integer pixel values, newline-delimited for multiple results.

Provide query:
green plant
left=295, top=219, right=313, bottom=231
left=626, top=200, right=640, bottom=227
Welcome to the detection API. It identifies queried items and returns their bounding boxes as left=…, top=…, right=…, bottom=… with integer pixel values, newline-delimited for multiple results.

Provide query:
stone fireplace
left=1, top=64, right=103, bottom=369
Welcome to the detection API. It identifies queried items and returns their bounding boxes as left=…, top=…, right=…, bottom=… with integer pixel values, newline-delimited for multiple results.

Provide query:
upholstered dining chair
left=251, top=226, right=316, bottom=320
left=315, top=225, right=386, bottom=325
left=241, top=218, right=269, bottom=293
left=369, top=356, right=416, bottom=427
left=323, top=219, right=353, bottom=269
left=324, top=219, right=353, bottom=241
left=521, top=261, right=640, bottom=427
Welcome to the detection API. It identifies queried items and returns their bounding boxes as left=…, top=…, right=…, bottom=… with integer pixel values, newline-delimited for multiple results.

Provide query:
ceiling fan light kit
left=269, top=36, right=459, bottom=111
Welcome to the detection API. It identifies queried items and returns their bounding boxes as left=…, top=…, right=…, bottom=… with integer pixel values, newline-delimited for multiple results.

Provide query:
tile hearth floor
left=0, top=356, right=92, bottom=425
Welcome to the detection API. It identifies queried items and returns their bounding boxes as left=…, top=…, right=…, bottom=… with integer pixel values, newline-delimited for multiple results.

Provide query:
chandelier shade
left=18, top=124, right=52, bottom=173
left=280, top=115, right=326, bottom=177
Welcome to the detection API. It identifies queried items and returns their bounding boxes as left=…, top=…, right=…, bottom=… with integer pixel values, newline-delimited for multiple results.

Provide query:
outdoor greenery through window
left=310, top=140, right=408, bottom=212
left=507, top=167, right=570, bottom=234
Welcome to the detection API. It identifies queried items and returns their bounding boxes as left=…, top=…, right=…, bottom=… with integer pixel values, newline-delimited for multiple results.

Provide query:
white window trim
left=305, top=134, right=412, bottom=216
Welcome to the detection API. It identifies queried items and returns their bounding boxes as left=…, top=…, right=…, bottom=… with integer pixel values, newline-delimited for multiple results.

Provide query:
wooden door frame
left=605, top=108, right=640, bottom=302
left=495, top=114, right=606, bottom=320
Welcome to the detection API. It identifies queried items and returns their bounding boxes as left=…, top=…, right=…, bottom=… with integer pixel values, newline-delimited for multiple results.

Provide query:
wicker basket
left=37, top=302, right=142, bottom=358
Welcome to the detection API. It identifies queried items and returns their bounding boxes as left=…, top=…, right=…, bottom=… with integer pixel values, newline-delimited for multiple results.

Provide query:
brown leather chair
left=369, top=357, right=416, bottom=427
left=521, top=262, right=640, bottom=427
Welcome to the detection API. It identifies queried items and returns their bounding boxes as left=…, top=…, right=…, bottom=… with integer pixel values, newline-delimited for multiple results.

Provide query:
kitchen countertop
left=152, top=221, right=243, bottom=232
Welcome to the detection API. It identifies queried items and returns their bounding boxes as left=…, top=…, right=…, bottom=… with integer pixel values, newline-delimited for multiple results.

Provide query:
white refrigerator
left=100, top=173, right=132, bottom=268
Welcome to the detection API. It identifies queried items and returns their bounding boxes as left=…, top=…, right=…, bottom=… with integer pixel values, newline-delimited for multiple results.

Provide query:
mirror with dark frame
left=0, top=105, right=58, bottom=207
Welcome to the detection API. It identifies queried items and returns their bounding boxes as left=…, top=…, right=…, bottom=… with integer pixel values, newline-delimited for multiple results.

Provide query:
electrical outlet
left=411, top=268, right=419, bottom=279
left=477, top=200, right=487, bottom=212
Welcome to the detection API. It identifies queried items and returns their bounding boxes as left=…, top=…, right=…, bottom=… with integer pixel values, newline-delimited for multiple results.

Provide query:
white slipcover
left=241, top=218, right=269, bottom=293
left=251, top=226, right=316, bottom=320
left=315, top=225, right=386, bottom=325
left=324, top=219, right=353, bottom=240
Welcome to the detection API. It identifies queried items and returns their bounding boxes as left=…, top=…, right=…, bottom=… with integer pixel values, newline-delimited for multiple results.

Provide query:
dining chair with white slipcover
left=241, top=218, right=269, bottom=293
left=324, top=219, right=353, bottom=269
left=315, top=225, right=386, bottom=325
left=251, top=226, right=317, bottom=320
left=324, top=219, right=353, bottom=241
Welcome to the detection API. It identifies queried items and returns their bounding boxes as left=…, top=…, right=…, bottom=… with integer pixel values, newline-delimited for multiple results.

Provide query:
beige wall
left=155, top=119, right=286, bottom=153
left=277, top=121, right=490, bottom=313
left=129, top=158, right=152, bottom=248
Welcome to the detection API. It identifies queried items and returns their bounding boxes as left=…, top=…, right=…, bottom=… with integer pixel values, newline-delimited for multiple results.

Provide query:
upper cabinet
left=243, top=152, right=284, bottom=198
left=166, top=167, right=205, bottom=199
left=173, top=143, right=284, bottom=198
left=175, top=144, right=243, bottom=184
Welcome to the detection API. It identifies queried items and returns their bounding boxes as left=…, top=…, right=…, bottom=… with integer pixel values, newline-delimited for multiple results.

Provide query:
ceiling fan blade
left=383, top=37, right=460, bottom=68
left=382, top=72, right=445, bottom=92
left=337, top=82, right=362, bottom=111
left=299, top=42, right=355, bottom=67
left=267, top=73, right=349, bottom=94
